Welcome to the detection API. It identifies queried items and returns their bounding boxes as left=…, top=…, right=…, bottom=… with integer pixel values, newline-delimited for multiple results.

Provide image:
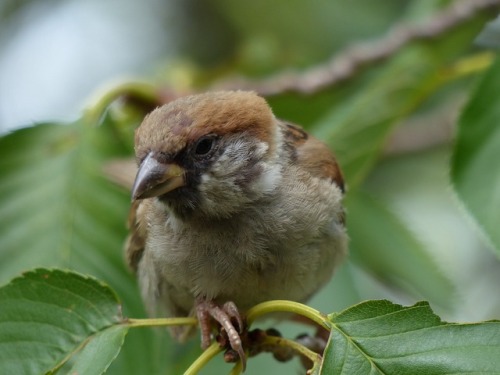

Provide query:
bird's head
left=132, top=91, right=283, bottom=219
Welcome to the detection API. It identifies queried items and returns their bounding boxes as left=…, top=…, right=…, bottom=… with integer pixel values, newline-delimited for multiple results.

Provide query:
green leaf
left=312, top=12, right=493, bottom=187
left=61, top=325, right=128, bottom=375
left=452, top=57, right=500, bottom=255
left=0, top=119, right=130, bottom=289
left=346, top=191, right=455, bottom=307
left=322, top=300, right=500, bottom=374
left=0, top=268, right=127, bottom=375
left=0, top=118, right=172, bottom=374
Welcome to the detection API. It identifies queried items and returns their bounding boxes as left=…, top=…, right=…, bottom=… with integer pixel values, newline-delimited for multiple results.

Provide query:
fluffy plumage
left=125, top=91, right=347, bottom=364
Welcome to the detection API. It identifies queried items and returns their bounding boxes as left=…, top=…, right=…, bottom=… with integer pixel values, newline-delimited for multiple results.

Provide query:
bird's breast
left=144, top=169, right=346, bottom=312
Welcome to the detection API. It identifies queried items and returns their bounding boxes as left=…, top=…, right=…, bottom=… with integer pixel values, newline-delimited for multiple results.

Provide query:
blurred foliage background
left=1, top=0, right=500, bottom=374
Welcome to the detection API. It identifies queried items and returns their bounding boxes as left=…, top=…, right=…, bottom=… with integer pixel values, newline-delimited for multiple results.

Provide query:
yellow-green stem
left=84, top=80, right=158, bottom=125
left=126, top=317, right=197, bottom=328
left=184, top=343, right=223, bottom=375
left=264, top=335, right=321, bottom=364
left=229, top=360, right=244, bottom=375
left=442, top=51, right=494, bottom=81
left=246, top=300, right=330, bottom=330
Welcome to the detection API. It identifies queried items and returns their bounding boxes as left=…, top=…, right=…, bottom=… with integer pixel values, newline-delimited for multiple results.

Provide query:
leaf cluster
left=1, top=1, right=500, bottom=374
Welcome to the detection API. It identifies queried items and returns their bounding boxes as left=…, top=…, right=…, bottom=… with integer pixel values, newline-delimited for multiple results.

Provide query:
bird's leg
left=195, top=297, right=246, bottom=369
left=195, top=298, right=212, bottom=350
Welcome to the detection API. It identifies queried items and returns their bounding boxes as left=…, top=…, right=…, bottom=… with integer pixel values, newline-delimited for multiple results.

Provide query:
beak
left=131, top=153, right=185, bottom=200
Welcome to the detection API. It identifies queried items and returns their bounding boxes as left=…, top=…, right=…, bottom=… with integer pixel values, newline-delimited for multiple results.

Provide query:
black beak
left=131, top=153, right=185, bottom=200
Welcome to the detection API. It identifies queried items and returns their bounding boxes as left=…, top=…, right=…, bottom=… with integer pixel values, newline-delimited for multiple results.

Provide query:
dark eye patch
left=195, top=137, right=214, bottom=155
left=192, top=135, right=218, bottom=159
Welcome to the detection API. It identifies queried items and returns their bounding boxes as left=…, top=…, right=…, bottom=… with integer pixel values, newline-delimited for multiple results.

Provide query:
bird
left=125, top=90, right=347, bottom=367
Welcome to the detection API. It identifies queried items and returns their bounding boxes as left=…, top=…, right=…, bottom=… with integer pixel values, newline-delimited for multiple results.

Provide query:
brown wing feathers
left=125, top=200, right=147, bottom=272
left=282, top=122, right=345, bottom=192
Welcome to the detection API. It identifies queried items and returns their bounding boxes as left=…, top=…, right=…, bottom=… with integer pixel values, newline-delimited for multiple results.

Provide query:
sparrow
left=125, top=91, right=347, bottom=367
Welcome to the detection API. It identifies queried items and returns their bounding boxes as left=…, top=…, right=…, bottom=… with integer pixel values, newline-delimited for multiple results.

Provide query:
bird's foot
left=195, top=298, right=247, bottom=370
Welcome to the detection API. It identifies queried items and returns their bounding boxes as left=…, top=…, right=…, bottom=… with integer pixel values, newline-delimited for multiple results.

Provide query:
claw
left=222, top=301, right=244, bottom=333
left=195, top=298, right=247, bottom=370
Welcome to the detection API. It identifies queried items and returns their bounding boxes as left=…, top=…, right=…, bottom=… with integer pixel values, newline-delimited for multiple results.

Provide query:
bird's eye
left=194, top=136, right=215, bottom=156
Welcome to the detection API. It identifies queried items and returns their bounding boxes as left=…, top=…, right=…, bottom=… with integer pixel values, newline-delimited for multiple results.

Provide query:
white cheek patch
left=195, top=138, right=283, bottom=216
left=201, top=174, right=211, bottom=183
left=254, top=141, right=269, bottom=155
left=256, top=164, right=282, bottom=193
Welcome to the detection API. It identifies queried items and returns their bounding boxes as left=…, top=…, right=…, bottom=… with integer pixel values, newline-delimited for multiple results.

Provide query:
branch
left=246, top=300, right=330, bottom=329
left=211, top=0, right=500, bottom=96
left=184, top=342, right=223, bottom=375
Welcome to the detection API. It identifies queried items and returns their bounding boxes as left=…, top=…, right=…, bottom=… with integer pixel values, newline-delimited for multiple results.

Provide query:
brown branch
left=211, top=0, right=500, bottom=96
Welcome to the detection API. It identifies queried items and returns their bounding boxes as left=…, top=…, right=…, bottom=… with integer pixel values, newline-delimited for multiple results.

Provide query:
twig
left=246, top=300, right=330, bottom=330
left=258, top=335, right=321, bottom=370
left=211, top=0, right=500, bottom=96
left=84, top=80, right=160, bottom=124
left=184, top=343, right=222, bottom=375
left=125, top=316, right=197, bottom=328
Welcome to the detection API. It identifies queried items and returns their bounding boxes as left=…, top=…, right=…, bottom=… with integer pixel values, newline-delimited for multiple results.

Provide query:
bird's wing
left=124, top=199, right=148, bottom=272
left=281, top=121, right=346, bottom=225
left=281, top=121, right=345, bottom=192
